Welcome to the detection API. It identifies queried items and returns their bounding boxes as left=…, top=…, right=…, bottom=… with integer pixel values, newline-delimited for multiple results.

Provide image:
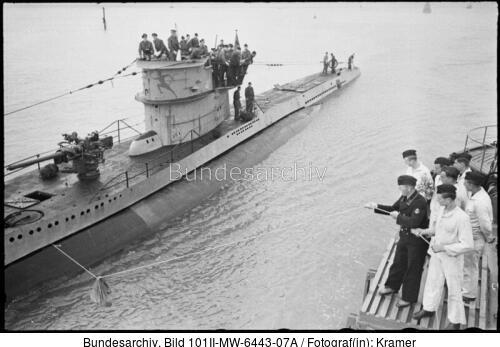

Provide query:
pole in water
left=102, top=7, right=107, bottom=31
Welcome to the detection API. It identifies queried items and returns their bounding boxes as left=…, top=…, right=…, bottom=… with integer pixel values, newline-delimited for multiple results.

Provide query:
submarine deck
left=4, top=70, right=346, bottom=226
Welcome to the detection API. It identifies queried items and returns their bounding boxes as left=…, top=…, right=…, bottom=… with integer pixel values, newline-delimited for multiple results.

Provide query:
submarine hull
left=5, top=104, right=322, bottom=299
left=5, top=68, right=361, bottom=300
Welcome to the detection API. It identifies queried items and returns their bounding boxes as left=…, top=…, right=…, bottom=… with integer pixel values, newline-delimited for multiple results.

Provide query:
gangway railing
left=463, top=124, right=497, bottom=174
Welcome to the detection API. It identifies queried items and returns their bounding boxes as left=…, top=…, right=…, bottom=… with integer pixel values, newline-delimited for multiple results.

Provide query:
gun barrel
left=7, top=152, right=65, bottom=171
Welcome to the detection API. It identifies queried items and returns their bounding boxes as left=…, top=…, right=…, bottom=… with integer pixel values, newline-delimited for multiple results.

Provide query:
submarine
left=4, top=52, right=361, bottom=299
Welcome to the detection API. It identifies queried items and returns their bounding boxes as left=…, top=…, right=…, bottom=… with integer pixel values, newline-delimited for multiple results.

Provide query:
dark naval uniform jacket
left=374, top=190, right=430, bottom=303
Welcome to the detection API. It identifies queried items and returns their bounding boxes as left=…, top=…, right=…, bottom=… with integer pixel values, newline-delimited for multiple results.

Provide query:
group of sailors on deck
left=138, top=30, right=209, bottom=61
left=365, top=149, right=495, bottom=329
left=322, top=52, right=355, bottom=74
left=138, top=31, right=257, bottom=88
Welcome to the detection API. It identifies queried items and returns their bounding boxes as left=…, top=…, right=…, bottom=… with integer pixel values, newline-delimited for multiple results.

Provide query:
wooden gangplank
left=347, top=235, right=497, bottom=330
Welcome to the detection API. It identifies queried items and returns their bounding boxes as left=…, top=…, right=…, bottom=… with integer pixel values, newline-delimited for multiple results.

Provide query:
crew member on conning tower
left=152, top=33, right=169, bottom=59
left=168, top=29, right=180, bottom=61
left=138, top=33, right=154, bottom=61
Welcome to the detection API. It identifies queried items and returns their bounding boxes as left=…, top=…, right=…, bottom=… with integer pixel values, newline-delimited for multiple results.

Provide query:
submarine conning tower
left=130, top=58, right=231, bottom=156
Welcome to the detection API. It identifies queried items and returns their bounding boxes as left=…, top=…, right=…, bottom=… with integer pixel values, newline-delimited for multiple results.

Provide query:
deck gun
left=7, top=131, right=113, bottom=181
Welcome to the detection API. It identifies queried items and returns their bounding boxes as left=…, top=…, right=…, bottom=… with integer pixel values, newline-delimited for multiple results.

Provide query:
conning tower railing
left=463, top=124, right=497, bottom=174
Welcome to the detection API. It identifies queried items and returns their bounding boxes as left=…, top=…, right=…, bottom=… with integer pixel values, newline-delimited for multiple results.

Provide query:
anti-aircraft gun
left=7, top=131, right=113, bottom=181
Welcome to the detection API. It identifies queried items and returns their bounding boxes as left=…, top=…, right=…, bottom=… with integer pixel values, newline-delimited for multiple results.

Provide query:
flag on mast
left=234, top=30, right=240, bottom=50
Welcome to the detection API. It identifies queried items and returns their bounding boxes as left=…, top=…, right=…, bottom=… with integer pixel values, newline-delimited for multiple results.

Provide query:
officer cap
left=465, top=171, right=484, bottom=186
left=397, top=175, right=417, bottom=186
left=152, top=33, right=158, bottom=37
left=142, top=33, right=147, bottom=38
left=402, top=149, right=417, bottom=158
left=442, top=166, right=460, bottom=180
left=434, top=157, right=452, bottom=166
left=171, top=29, right=176, bottom=32
left=437, top=184, right=456, bottom=194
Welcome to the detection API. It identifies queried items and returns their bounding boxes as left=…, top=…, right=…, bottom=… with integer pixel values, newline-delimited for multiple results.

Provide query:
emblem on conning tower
left=150, top=71, right=178, bottom=97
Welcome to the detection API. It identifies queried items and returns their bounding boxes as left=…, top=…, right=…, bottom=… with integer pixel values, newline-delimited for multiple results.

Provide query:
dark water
left=3, top=2, right=497, bottom=329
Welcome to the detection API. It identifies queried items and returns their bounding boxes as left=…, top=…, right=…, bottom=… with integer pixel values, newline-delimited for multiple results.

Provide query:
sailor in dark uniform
left=138, top=33, right=154, bottom=61
left=348, top=53, right=355, bottom=70
left=152, top=33, right=169, bottom=59
left=168, top=29, right=179, bottom=61
left=365, top=175, right=430, bottom=307
left=245, top=82, right=254, bottom=113
left=233, top=86, right=241, bottom=121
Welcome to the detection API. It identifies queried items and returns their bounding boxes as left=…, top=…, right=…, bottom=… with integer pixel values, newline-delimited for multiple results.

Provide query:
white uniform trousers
left=462, top=237, right=486, bottom=299
left=422, top=252, right=466, bottom=324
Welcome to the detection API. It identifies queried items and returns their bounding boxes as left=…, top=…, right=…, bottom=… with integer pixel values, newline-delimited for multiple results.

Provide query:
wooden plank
left=368, top=243, right=398, bottom=315
left=432, top=285, right=447, bottom=329
left=359, top=312, right=420, bottom=330
left=479, top=255, right=488, bottom=329
left=466, top=295, right=478, bottom=328
left=397, top=303, right=412, bottom=324
left=411, top=256, right=430, bottom=326
left=387, top=295, right=399, bottom=321
left=361, top=237, right=396, bottom=313
left=363, top=269, right=377, bottom=298
left=345, top=313, right=358, bottom=329
left=440, top=300, right=449, bottom=330
left=376, top=290, right=394, bottom=317
left=466, top=257, right=482, bottom=328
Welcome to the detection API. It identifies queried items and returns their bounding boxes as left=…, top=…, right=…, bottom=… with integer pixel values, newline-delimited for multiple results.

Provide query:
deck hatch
left=24, top=191, right=54, bottom=202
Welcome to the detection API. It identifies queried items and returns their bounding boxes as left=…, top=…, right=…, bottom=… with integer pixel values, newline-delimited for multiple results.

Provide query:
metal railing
left=463, top=124, right=497, bottom=174
left=89, top=128, right=211, bottom=202
left=4, top=117, right=144, bottom=178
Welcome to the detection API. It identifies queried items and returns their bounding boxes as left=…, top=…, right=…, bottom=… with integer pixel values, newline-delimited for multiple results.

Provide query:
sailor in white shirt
left=439, top=166, right=468, bottom=211
left=412, top=184, right=474, bottom=330
left=429, top=157, right=453, bottom=222
left=462, top=171, right=495, bottom=302
left=402, top=149, right=434, bottom=201
left=454, top=153, right=472, bottom=191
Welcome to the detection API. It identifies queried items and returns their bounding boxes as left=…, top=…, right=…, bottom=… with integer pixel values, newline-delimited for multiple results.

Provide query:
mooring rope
left=52, top=205, right=364, bottom=305
left=4, top=58, right=138, bottom=117
left=52, top=244, right=99, bottom=279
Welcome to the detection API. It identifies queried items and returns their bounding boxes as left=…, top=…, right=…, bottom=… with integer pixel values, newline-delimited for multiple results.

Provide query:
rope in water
left=52, top=244, right=98, bottom=279
left=4, top=58, right=138, bottom=117
left=49, top=204, right=365, bottom=305
left=52, top=205, right=363, bottom=281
